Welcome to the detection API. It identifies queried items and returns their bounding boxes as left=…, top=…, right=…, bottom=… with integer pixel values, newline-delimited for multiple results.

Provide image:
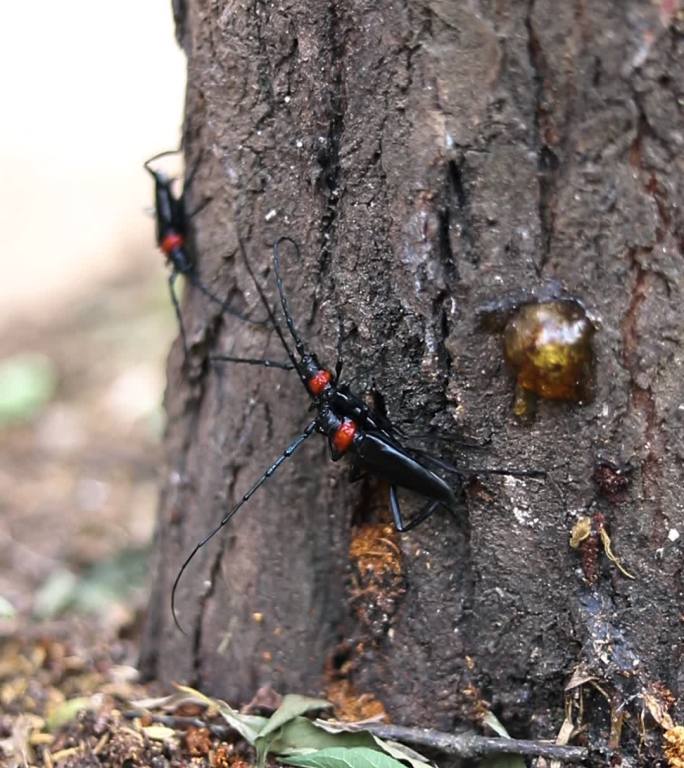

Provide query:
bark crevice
left=524, top=0, right=554, bottom=269
left=318, top=0, right=347, bottom=275
left=192, top=544, right=224, bottom=687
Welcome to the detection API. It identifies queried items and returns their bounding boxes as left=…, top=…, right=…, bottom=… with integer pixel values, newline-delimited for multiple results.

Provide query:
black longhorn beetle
left=144, top=150, right=263, bottom=360
left=171, top=236, right=545, bottom=632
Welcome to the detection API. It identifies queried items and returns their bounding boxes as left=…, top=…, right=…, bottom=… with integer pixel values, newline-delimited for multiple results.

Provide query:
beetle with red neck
left=171, top=236, right=545, bottom=632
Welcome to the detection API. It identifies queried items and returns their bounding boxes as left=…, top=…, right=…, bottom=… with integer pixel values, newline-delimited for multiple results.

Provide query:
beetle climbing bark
left=141, top=2, right=684, bottom=764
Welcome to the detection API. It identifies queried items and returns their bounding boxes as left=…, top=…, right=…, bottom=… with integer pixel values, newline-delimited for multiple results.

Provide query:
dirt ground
left=0, top=621, right=264, bottom=767
left=0, top=256, right=173, bottom=622
left=0, top=254, right=178, bottom=764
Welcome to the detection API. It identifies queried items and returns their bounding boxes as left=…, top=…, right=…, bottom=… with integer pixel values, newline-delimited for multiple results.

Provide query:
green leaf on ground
left=481, top=711, right=511, bottom=738
left=268, top=718, right=376, bottom=756
left=282, top=746, right=409, bottom=768
left=32, top=548, right=149, bottom=619
left=478, top=756, right=526, bottom=768
left=33, top=569, right=78, bottom=619
left=71, top=548, right=148, bottom=611
left=174, top=684, right=267, bottom=744
left=255, top=695, right=332, bottom=768
left=369, top=738, right=433, bottom=768
left=168, top=689, right=432, bottom=768
left=0, top=595, right=16, bottom=618
left=478, top=715, right=525, bottom=768
left=259, top=695, right=332, bottom=739
left=46, top=697, right=93, bottom=732
left=312, top=721, right=433, bottom=768
left=0, top=353, right=56, bottom=425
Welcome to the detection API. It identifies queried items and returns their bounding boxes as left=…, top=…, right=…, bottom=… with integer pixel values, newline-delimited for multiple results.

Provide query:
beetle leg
left=334, top=315, right=344, bottom=381
left=168, top=270, right=189, bottom=363
left=185, top=196, right=212, bottom=219
left=349, top=461, right=364, bottom=483
left=417, top=451, right=545, bottom=480
left=182, top=148, right=203, bottom=190
left=328, top=439, right=344, bottom=462
left=210, top=355, right=294, bottom=370
left=188, top=273, right=265, bottom=325
left=389, top=485, right=441, bottom=532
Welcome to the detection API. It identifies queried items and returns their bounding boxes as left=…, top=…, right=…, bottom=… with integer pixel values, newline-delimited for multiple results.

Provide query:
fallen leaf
left=256, top=695, right=332, bottom=767
left=46, top=696, right=93, bottom=731
left=0, top=353, right=56, bottom=425
left=313, top=721, right=433, bottom=768
left=143, top=725, right=177, bottom=742
left=1, top=714, right=42, bottom=765
left=0, top=595, right=16, bottom=619
left=564, top=666, right=596, bottom=691
left=258, top=694, right=332, bottom=740
left=269, top=717, right=376, bottom=754
left=174, top=684, right=267, bottom=744
left=371, top=738, right=434, bottom=768
left=643, top=690, right=675, bottom=731
left=664, top=725, right=684, bottom=768
left=482, top=711, right=511, bottom=739
left=478, top=756, right=526, bottom=768
left=33, top=569, right=78, bottom=619
left=282, top=746, right=409, bottom=768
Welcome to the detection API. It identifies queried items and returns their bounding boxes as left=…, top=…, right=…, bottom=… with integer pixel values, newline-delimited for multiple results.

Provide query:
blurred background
left=0, top=1, right=185, bottom=631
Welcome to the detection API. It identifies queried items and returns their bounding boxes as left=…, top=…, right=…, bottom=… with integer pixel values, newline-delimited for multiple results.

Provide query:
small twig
left=123, top=710, right=588, bottom=763
left=124, top=710, right=232, bottom=739
left=341, top=722, right=588, bottom=762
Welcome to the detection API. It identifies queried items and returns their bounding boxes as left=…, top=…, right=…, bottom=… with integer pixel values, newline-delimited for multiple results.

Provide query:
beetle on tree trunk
left=141, top=3, right=684, bottom=764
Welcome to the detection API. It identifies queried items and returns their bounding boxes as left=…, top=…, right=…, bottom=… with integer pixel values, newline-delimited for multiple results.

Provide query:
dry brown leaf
left=142, top=724, right=177, bottom=742
left=664, top=726, right=684, bottom=768
left=564, top=666, right=596, bottom=691
left=643, top=690, right=675, bottom=731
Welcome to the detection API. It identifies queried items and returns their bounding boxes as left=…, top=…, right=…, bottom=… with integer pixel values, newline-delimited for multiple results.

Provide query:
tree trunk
left=141, top=1, right=683, bottom=763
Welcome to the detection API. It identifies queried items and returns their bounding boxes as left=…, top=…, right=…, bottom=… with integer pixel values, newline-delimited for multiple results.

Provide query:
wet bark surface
left=141, top=1, right=684, bottom=763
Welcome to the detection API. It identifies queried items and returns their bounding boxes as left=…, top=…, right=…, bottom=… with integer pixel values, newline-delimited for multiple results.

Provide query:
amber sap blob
left=503, top=300, right=594, bottom=403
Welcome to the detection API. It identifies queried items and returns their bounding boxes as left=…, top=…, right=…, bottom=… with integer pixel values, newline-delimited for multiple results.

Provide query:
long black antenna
left=236, top=234, right=309, bottom=388
left=171, top=420, right=317, bottom=633
left=273, top=237, right=308, bottom=358
left=210, top=354, right=295, bottom=370
left=416, top=451, right=546, bottom=480
left=143, top=148, right=181, bottom=173
left=187, top=272, right=264, bottom=326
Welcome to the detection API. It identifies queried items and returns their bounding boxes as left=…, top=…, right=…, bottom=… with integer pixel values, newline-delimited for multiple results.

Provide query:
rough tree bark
left=141, top=1, right=683, bottom=764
